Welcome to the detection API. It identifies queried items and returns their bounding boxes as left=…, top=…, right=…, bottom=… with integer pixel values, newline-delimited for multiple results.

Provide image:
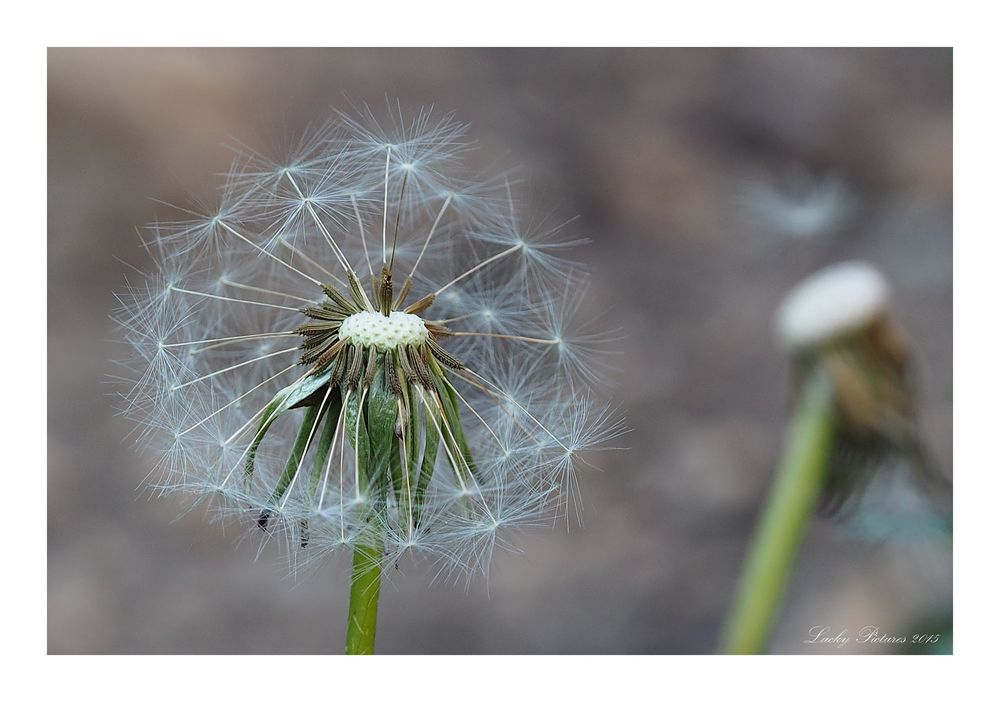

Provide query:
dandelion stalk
left=720, top=370, right=836, bottom=654
left=346, top=539, right=383, bottom=655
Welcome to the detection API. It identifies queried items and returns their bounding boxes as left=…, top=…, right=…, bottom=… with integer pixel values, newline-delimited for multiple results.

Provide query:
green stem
left=345, top=539, right=383, bottom=655
left=720, top=371, right=837, bottom=654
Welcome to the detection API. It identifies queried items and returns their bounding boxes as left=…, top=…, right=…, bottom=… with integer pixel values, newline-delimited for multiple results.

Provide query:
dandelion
left=720, top=261, right=945, bottom=654
left=774, top=261, right=941, bottom=513
left=114, top=106, right=623, bottom=654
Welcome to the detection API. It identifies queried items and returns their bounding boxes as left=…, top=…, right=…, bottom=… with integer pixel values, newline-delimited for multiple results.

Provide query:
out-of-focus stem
left=720, top=371, right=836, bottom=654
left=345, top=539, right=383, bottom=655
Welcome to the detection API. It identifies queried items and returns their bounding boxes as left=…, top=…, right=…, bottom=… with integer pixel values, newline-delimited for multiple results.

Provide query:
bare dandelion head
left=774, top=261, right=942, bottom=514
left=114, top=106, right=625, bottom=581
left=775, top=260, right=890, bottom=350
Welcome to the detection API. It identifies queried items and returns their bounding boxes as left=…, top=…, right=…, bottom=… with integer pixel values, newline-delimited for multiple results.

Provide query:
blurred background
left=48, top=48, right=952, bottom=654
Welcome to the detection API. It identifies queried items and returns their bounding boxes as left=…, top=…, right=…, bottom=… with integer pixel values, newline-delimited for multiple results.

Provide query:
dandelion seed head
left=114, top=104, right=623, bottom=580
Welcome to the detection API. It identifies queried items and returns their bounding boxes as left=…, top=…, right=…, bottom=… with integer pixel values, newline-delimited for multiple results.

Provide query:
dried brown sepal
left=393, top=276, right=413, bottom=310
left=297, top=321, right=339, bottom=336
left=345, top=345, right=364, bottom=389
left=330, top=345, right=350, bottom=385
left=307, top=337, right=348, bottom=371
left=405, top=294, right=435, bottom=316
left=377, top=265, right=394, bottom=315
left=300, top=331, right=337, bottom=352
left=398, top=344, right=419, bottom=383
left=363, top=346, right=378, bottom=388
left=300, top=306, right=346, bottom=322
left=407, top=344, right=433, bottom=387
left=322, top=284, right=358, bottom=313
left=347, top=273, right=371, bottom=312
left=385, top=351, right=403, bottom=397
left=300, top=336, right=339, bottom=365
left=429, top=339, right=465, bottom=370
left=424, top=322, right=452, bottom=337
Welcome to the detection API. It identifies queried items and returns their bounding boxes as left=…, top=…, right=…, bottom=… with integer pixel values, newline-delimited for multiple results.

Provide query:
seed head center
left=339, top=310, right=429, bottom=351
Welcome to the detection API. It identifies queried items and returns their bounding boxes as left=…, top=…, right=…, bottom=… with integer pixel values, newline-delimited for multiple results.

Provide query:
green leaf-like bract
left=245, top=367, right=335, bottom=485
